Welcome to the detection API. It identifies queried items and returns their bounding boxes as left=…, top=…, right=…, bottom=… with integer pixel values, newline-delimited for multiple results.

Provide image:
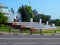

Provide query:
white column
left=30, top=18, right=33, bottom=22
left=52, top=23, right=55, bottom=27
left=46, top=21, right=48, bottom=25
left=39, top=19, right=42, bottom=24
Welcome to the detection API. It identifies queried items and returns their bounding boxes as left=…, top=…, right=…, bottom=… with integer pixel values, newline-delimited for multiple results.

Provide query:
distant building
left=0, top=4, right=15, bottom=23
left=0, top=4, right=9, bottom=17
left=0, top=4, right=11, bottom=23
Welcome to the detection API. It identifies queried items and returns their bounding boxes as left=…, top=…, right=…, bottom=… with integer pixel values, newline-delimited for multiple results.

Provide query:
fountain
left=43, top=21, right=50, bottom=29
left=39, top=19, right=42, bottom=24
left=46, top=21, right=48, bottom=25
left=33, top=18, right=43, bottom=29
left=8, top=9, right=14, bottom=23
left=51, top=23, right=57, bottom=29
left=15, top=17, right=57, bottom=35
left=30, top=18, right=33, bottom=22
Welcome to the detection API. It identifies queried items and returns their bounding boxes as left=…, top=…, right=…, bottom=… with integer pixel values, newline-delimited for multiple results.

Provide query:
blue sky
left=0, top=0, right=60, bottom=19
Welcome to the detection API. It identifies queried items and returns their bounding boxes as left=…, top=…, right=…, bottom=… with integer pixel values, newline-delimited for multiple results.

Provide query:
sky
left=0, top=0, right=60, bottom=19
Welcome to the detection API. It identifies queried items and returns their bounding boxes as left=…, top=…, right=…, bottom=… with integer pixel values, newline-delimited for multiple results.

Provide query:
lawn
left=0, top=26, right=9, bottom=32
left=0, top=26, right=20, bottom=33
left=0, top=26, right=60, bottom=34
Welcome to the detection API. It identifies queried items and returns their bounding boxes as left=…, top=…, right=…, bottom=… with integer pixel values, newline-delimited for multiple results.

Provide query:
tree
left=38, top=14, right=51, bottom=24
left=18, top=5, right=34, bottom=22
left=0, top=13, right=7, bottom=25
left=55, top=19, right=60, bottom=26
left=50, top=19, right=60, bottom=26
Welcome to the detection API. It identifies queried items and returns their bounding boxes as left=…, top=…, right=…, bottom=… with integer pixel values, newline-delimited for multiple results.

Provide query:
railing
left=12, top=22, right=57, bottom=30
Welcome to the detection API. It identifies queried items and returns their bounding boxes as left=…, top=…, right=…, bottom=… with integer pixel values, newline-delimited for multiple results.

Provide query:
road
left=0, top=34, right=60, bottom=45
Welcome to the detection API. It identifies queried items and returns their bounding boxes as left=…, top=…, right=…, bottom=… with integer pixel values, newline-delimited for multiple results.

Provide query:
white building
left=0, top=4, right=10, bottom=22
left=0, top=4, right=14, bottom=23
left=0, top=4, right=9, bottom=17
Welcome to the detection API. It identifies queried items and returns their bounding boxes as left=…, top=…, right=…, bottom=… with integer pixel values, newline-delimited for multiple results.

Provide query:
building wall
left=0, top=4, right=10, bottom=22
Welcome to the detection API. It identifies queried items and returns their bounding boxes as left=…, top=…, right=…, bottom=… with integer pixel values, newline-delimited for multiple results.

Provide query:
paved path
left=0, top=34, right=60, bottom=45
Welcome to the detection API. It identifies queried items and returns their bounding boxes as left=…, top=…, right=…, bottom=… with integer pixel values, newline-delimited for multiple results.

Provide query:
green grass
left=42, top=30, right=55, bottom=34
left=0, top=26, right=20, bottom=33
left=19, top=29, right=60, bottom=34
left=0, top=26, right=9, bottom=32
left=0, top=26, right=60, bottom=34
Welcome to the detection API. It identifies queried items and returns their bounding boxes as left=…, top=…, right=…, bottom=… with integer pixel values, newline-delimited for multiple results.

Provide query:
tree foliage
left=50, top=19, right=60, bottom=26
left=18, top=5, right=60, bottom=26
left=36, top=14, right=51, bottom=24
left=0, top=13, right=7, bottom=24
left=18, top=5, right=34, bottom=22
left=55, top=19, right=60, bottom=26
